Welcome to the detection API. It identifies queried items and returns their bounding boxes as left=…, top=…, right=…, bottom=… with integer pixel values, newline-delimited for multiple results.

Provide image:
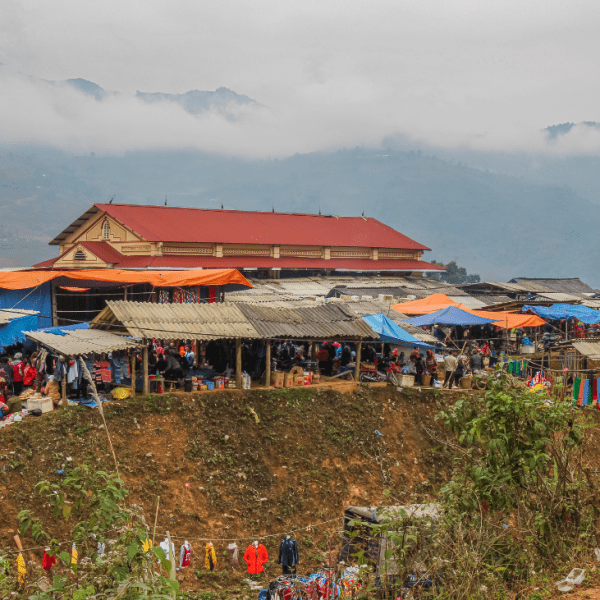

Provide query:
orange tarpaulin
left=470, top=310, right=546, bottom=330
left=391, top=293, right=471, bottom=315
left=392, top=293, right=546, bottom=329
left=0, top=269, right=252, bottom=290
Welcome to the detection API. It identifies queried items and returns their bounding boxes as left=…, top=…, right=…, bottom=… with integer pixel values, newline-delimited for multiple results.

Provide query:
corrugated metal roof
left=24, top=328, right=139, bottom=356
left=536, top=292, right=584, bottom=302
left=99, top=301, right=260, bottom=340
left=237, top=303, right=376, bottom=340
left=92, top=301, right=375, bottom=341
left=572, top=341, right=600, bottom=360
left=448, top=296, right=486, bottom=309
left=0, top=309, right=39, bottom=325
left=62, top=204, right=432, bottom=250
left=510, top=277, right=594, bottom=294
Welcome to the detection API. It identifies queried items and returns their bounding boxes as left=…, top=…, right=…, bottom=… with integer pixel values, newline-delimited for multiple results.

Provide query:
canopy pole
left=130, top=350, right=136, bottom=398
left=236, top=338, right=242, bottom=390
left=265, top=340, right=271, bottom=388
left=142, top=342, right=149, bottom=396
left=354, top=342, right=362, bottom=381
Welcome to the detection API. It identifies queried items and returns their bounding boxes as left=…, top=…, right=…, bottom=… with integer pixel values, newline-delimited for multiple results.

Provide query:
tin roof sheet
left=24, top=328, right=139, bottom=356
left=572, top=341, right=600, bottom=360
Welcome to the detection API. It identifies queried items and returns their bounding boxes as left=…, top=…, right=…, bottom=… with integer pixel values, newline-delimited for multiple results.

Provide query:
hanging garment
left=23, top=365, right=37, bottom=387
left=71, top=543, right=78, bottom=572
left=179, top=541, right=191, bottom=569
left=159, top=539, right=175, bottom=562
left=278, top=538, right=299, bottom=569
left=573, top=378, right=582, bottom=403
left=17, top=553, right=25, bottom=585
left=42, top=550, right=56, bottom=571
left=99, top=361, right=112, bottom=383
left=205, top=542, right=217, bottom=571
left=582, top=379, right=592, bottom=406
left=227, top=542, right=239, bottom=568
left=244, top=543, right=268, bottom=574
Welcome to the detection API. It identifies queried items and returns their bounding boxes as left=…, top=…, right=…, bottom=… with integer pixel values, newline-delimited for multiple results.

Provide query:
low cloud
left=2, top=65, right=600, bottom=159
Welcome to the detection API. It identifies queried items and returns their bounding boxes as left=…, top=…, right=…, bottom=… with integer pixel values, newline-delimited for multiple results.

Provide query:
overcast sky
left=2, top=0, right=600, bottom=157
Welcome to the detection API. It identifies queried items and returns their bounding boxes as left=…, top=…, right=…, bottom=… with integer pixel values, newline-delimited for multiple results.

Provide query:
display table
left=148, top=377, right=165, bottom=394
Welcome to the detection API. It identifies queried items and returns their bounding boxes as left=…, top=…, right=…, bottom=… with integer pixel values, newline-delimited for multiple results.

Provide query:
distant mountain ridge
left=545, top=121, right=600, bottom=139
left=61, top=77, right=256, bottom=114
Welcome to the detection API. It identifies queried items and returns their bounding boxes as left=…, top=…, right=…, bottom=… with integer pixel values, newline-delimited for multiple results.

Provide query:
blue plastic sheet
left=0, top=283, right=52, bottom=328
left=362, top=313, right=437, bottom=349
left=404, top=306, right=496, bottom=327
left=523, top=304, right=600, bottom=325
left=0, top=314, right=40, bottom=353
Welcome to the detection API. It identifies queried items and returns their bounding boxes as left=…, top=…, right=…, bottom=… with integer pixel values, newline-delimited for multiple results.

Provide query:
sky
left=2, top=0, right=600, bottom=157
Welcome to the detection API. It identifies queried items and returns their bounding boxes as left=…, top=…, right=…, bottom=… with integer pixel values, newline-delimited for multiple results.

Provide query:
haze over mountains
left=2, top=71, right=600, bottom=285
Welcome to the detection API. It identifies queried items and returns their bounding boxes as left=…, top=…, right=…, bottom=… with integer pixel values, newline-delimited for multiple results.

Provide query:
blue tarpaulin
left=0, top=314, right=40, bottom=353
left=522, top=304, right=600, bottom=324
left=0, top=283, right=52, bottom=329
left=362, top=314, right=437, bottom=349
left=404, top=306, right=496, bottom=327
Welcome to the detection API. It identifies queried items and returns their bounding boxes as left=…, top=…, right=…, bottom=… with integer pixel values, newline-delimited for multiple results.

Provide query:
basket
left=400, top=375, right=414, bottom=388
left=460, top=377, right=472, bottom=389
left=422, top=375, right=432, bottom=387
left=289, top=365, right=304, bottom=376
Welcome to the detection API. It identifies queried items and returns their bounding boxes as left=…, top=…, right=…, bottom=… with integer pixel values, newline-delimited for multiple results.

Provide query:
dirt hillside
left=0, top=383, right=458, bottom=596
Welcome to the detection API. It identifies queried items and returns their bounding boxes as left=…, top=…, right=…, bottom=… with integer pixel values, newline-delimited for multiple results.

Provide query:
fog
left=1, top=0, right=600, bottom=157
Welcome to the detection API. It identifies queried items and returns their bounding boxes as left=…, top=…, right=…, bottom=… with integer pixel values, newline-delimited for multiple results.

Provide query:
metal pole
left=265, top=340, right=271, bottom=387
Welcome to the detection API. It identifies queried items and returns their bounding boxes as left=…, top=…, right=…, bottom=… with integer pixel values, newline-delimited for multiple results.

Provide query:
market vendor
left=164, top=349, right=184, bottom=381
left=1, top=396, right=22, bottom=418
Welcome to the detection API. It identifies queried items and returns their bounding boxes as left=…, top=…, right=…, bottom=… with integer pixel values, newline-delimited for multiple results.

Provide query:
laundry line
left=154, top=517, right=343, bottom=543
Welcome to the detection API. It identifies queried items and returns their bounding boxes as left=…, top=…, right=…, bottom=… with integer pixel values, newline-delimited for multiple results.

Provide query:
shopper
left=415, top=354, right=424, bottom=386
left=443, top=352, right=458, bottom=388
left=11, top=353, right=24, bottom=396
left=425, top=349, right=438, bottom=385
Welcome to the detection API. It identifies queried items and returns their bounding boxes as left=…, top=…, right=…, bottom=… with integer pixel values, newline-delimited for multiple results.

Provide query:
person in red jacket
left=11, top=353, right=24, bottom=396
left=23, top=359, right=37, bottom=388
left=244, top=541, right=268, bottom=574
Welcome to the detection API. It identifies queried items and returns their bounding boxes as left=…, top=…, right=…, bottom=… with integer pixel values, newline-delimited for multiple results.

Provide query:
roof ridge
left=97, top=203, right=378, bottom=220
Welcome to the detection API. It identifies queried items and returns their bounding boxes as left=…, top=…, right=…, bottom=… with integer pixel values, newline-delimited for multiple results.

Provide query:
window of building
left=102, top=220, right=110, bottom=239
left=74, top=250, right=86, bottom=261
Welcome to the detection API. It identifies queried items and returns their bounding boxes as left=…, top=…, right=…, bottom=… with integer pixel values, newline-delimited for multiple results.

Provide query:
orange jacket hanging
left=244, top=543, right=268, bottom=574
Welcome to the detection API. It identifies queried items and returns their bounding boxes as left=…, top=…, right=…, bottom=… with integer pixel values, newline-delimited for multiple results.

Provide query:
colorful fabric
left=582, top=379, right=591, bottom=406
left=17, top=553, right=25, bottom=585
left=244, top=543, right=268, bottom=574
left=42, top=550, right=56, bottom=571
left=205, top=542, right=217, bottom=570
left=573, top=378, right=582, bottom=404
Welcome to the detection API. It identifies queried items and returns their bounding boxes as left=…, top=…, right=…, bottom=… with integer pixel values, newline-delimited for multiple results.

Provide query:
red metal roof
left=31, top=242, right=123, bottom=268
left=93, top=204, right=431, bottom=250
left=111, top=255, right=442, bottom=271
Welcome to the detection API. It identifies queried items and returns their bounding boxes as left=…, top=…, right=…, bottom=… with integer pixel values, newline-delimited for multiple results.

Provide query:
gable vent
left=74, top=250, right=86, bottom=261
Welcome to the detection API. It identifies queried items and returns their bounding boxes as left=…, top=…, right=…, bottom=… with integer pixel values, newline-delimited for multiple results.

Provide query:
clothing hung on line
left=179, top=541, right=191, bottom=569
left=244, top=543, right=268, bottom=574
left=227, top=542, right=239, bottom=568
left=278, top=537, right=299, bottom=570
left=205, top=542, right=217, bottom=571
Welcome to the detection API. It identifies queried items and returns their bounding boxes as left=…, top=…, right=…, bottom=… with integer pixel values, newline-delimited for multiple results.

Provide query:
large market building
left=34, top=203, right=441, bottom=278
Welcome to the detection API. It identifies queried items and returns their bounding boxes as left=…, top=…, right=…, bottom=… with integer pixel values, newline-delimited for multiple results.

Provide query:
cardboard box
left=199, top=384, right=208, bottom=391
left=272, top=371, right=285, bottom=388
left=283, top=373, right=295, bottom=388
left=295, top=375, right=305, bottom=387
left=304, top=371, right=312, bottom=385
left=312, top=373, right=321, bottom=384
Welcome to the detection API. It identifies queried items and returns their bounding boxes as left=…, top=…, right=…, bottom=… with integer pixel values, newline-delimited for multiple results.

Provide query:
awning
left=361, top=314, right=437, bottom=349
left=0, top=269, right=252, bottom=290
left=471, top=310, right=546, bottom=329
left=391, top=293, right=470, bottom=315
left=404, top=306, right=496, bottom=326
left=523, top=304, right=600, bottom=325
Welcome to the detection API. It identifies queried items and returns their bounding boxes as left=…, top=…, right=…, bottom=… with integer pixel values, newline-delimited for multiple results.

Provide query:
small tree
left=428, top=261, right=480, bottom=284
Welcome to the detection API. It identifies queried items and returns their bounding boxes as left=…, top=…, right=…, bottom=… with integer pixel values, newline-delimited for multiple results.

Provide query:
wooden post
left=50, top=280, right=58, bottom=326
left=124, top=286, right=128, bottom=301
left=236, top=338, right=242, bottom=390
left=61, top=375, right=68, bottom=407
left=142, top=342, right=149, bottom=396
left=265, top=340, right=271, bottom=388
left=354, top=341, right=362, bottom=381
left=152, top=496, right=160, bottom=545
left=130, top=351, right=136, bottom=398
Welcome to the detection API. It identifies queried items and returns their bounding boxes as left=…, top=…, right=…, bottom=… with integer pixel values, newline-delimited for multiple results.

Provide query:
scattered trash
left=375, top=430, right=384, bottom=437
left=556, top=568, right=585, bottom=592
left=224, top=435, right=229, bottom=441
left=248, top=407, right=260, bottom=423
left=396, top=387, right=403, bottom=392
left=595, top=548, right=600, bottom=561
left=185, top=483, right=190, bottom=489
left=145, top=453, right=153, bottom=457
left=57, top=470, right=64, bottom=475
left=66, top=457, right=72, bottom=462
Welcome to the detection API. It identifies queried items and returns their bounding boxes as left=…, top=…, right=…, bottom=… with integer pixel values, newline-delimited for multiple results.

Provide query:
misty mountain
left=135, top=87, right=256, bottom=114
left=545, top=121, right=600, bottom=139
left=1, top=146, right=599, bottom=286
left=65, top=78, right=112, bottom=101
